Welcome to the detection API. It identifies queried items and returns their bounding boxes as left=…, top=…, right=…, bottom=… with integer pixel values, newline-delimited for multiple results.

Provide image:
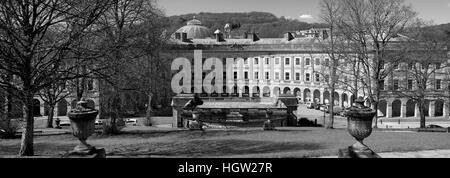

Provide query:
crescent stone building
left=167, top=17, right=450, bottom=128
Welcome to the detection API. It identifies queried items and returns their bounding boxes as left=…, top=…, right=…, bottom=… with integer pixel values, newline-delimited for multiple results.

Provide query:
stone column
left=429, top=101, right=436, bottom=117
left=320, top=89, right=324, bottom=104
left=238, top=58, right=244, bottom=98
left=260, top=57, right=264, bottom=83
left=415, top=103, right=420, bottom=118
left=281, top=56, right=285, bottom=82
left=386, top=102, right=393, bottom=118
left=301, top=57, right=305, bottom=82
left=444, top=101, right=449, bottom=119
left=291, top=56, right=295, bottom=83
left=400, top=101, right=407, bottom=118
left=249, top=58, right=254, bottom=83
left=270, top=57, right=275, bottom=82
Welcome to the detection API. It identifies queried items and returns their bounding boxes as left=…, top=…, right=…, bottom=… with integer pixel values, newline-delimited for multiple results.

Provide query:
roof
left=173, top=17, right=212, bottom=39
left=197, top=101, right=286, bottom=109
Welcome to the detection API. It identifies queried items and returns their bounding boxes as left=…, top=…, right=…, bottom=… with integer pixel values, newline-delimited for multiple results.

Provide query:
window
left=285, top=72, right=290, bottom=80
left=315, top=74, right=320, bottom=82
left=296, top=73, right=300, bottom=81
left=393, top=80, right=399, bottom=91
left=315, top=58, right=320, bottom=66
left=394, top=63, right=399, bottom=70
left=266, top=58, right=270, bottom=65
left=254, top=72, right=259, bottom=80
left=380, top=80, right=385, bottom=91
left=234, top=72, right=238, bottom=80
left=436, top=63, right=441, bottom=70
left=87, top=79, right=94, bottom=91
left=275, top=72, right=280, bottom=80
left=324, top=58, right=330, bottom=66
left=306, top=58, right=311, bottom=66
left=244, top=72, right=248, bottom=79
left=233, top=59, right=238, bottom=65
left=295, top=58, right=300, bottom=65
left=244, top=59, right=248, bottom=65
left=265, top=72, right=270, bottom=80
left=285, top=58, right=290, bottom=65
left=436, top=79, right=442, bottom=90
left=408, top=80, right=413, bottom=90
left=275, top=58, right=280, bottom=65
left=306, top=73, right=311, bottom=82
left=254, top=58, right=259, bottom=65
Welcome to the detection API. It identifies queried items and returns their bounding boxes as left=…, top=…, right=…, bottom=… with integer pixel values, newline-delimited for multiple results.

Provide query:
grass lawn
left=1, top=127, right=450, bottom=158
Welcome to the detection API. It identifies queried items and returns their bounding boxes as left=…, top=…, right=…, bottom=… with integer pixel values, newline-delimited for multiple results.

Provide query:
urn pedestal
left=63, top=101, right=105, bottom=158
left=188, top=111, right=203, bottom=131
left=263, top=109, right=275, bottom=131
left=339, top=100, right=381, bottom=158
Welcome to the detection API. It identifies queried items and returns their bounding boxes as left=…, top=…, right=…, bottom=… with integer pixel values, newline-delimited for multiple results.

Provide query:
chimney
left=251, top=33, right=260, bottom=42
left=285, top=32, right=295, bottom=41
left=214, top=29, right=225, bottom=42
left=181, top=32, right=188, bottom=42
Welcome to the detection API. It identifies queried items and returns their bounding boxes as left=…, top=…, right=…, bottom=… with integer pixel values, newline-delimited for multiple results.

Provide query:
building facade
left=168, top=17, right=450, bottom=125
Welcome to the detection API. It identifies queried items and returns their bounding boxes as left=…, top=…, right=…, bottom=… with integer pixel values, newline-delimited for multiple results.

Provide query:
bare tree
left=96, top=0, right=168, bottom=132
left=393, top=21, right=448, bottom=128
left=38, top=80, right=70, bottom=128
left=0, top=0, right=110, bottom=156
left=336, top=0, right=417, bottom=128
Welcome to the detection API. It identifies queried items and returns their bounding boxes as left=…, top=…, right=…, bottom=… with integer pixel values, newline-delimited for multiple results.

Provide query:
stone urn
left=189, top=110, right=203, bottom=130
left=64, top=100, right=105, bottom=158
left=339, top=99, right=380, bottom=158
left=263, top=109, right=275, bottom=131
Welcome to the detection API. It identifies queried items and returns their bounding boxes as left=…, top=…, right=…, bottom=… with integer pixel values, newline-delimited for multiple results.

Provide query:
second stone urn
left=65, top=100, right=104, bottom=158
left=339, top=99, right=380, bottom=158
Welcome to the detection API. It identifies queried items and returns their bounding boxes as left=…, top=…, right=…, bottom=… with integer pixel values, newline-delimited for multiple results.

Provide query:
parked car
left=314, top=104, right=322, bottom=110
left=427, top=124, right=444, bottom=129
left=59, top=121, right=71, bottom=127
left=306, top=102, right=317, bottom=109
left=325, top=106, right=344, bottom=115
left=319, top=104, right=327, bottom=111
left=126, top=119, right=138, bottom=126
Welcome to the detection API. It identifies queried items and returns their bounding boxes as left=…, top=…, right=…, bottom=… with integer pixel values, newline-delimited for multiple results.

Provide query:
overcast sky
left=158, top=0, right=450, bottom=24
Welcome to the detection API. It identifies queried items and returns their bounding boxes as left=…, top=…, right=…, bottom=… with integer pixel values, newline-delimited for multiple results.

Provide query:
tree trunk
left=19, top=96, right=34, bottom=156
left=419, top=99, right=426, bottom=128
left=46, top=105, right=55, bottom=128
left=327, top=87, right=335, bottom=129
left=145, top=93, right=153, bottom=126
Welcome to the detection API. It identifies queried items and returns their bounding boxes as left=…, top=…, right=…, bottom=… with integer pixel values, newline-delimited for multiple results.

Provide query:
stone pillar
left=386, top=102, right=393, bottom=118
left=270, top=57, right=275, bottom=82
left=429, top=101, right=436, bottom=117
left=444, top=101, right=449, bottom=119
left=320, top=90, right=324, bottom=104
left=301, top=57, right=305, bottom=82
left=400, top=101, right=407, bottom=118
left=238, top=58, right=244, bottom=98
left=415, top=103, right=420, bottom=118
left=291, top=56, right=295, bottom=82
left=281, top=56, right=285, bottom=81
left=172, top=107, right=181, bottom=128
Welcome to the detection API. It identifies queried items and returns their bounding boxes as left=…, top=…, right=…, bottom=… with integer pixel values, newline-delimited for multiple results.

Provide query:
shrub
left=0, top=119, right=21, bottom=139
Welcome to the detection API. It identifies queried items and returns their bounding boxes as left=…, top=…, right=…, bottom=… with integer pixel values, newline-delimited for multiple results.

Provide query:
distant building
left=167, top=17, right=450, bottom=128
left=297, top=28, right=331, bottom=39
